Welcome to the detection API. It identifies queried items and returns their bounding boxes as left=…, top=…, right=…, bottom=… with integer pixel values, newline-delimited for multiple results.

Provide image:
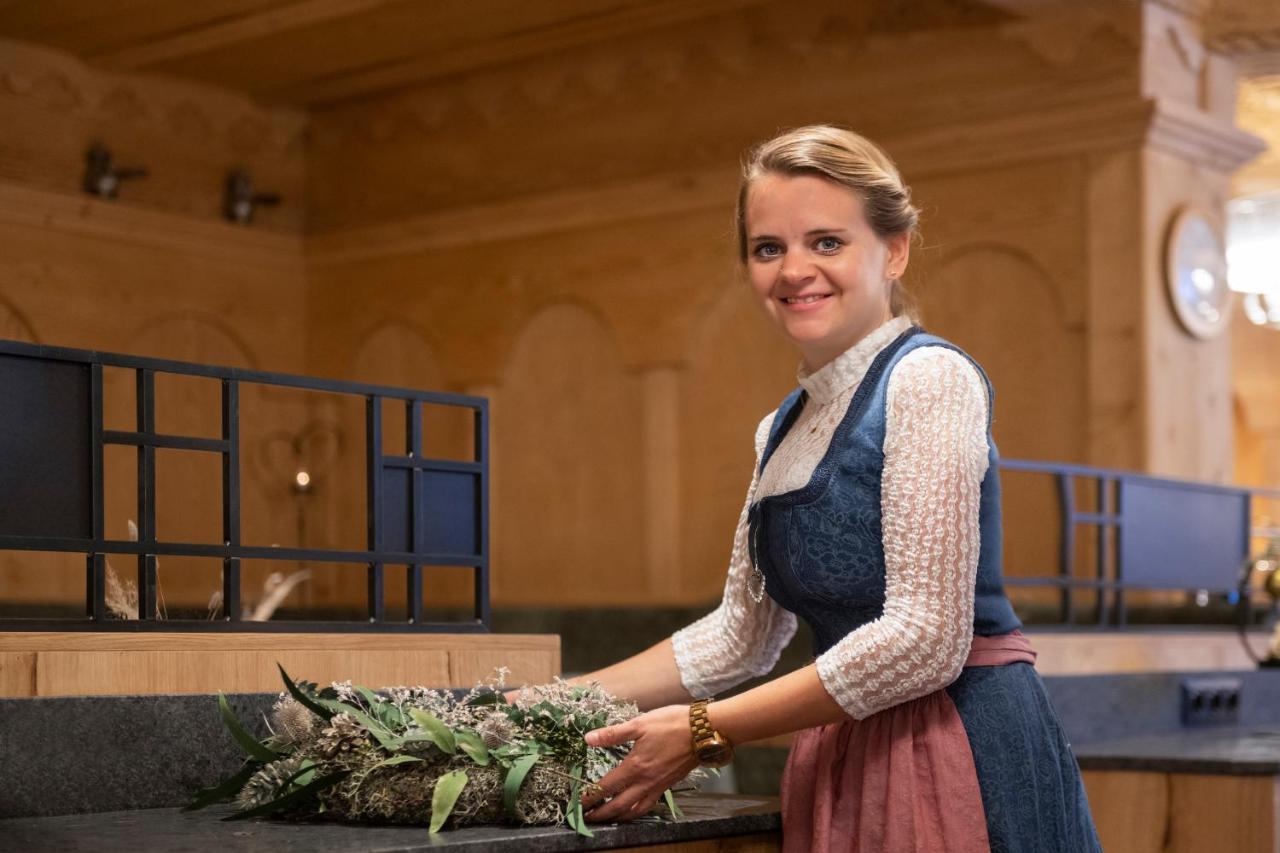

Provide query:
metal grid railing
left=0, top=339, right=489, bottom=632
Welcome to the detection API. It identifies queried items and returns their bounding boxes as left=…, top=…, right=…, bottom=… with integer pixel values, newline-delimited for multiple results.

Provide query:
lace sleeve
left=814, top=347, right=990, bottom=719
left=671, top=414, right=798, bottom=699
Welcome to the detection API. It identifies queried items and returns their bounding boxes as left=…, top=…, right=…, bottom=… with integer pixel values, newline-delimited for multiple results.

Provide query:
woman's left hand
left=580, top=704, right=700, bottom=823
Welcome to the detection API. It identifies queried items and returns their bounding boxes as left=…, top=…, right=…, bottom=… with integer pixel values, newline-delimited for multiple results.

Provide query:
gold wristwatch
left=689, top=699, right=734, bottom=768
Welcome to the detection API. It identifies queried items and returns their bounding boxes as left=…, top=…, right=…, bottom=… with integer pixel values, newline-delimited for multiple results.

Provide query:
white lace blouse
left=671, top=316, right=992, bottom=720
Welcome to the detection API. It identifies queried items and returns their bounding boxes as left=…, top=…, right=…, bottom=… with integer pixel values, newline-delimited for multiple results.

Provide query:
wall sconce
left=81, top=143, right=148, bottom=199
left=223, top=169, right=281, bottom=225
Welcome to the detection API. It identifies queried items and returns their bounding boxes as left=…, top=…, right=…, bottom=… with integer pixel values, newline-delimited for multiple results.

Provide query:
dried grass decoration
left=187, top=666, right=688, bottom=836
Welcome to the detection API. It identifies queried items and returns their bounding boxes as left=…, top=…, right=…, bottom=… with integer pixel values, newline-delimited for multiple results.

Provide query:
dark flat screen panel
left=421, top=470, right=478, bottom=557
left=0, top=354, right=92, bottom=539
left=1119, top=478, right=1248, bottom=590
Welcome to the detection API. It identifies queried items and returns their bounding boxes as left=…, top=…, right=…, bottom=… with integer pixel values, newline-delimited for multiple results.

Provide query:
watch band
left=689, top=698, right=717, bottom=745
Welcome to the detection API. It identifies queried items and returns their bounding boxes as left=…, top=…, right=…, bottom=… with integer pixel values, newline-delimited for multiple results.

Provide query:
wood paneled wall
left=0, top=0, right=1272, bottom=614
left=0, top=39, right=309, bottom=614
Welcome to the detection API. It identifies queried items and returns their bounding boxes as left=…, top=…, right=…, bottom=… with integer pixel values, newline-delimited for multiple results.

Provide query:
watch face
left=1165, top=207, right=1231, bottom=340
left=697, top=741, right=733, bottom=767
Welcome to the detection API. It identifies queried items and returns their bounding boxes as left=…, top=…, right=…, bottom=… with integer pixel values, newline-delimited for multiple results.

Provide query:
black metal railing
left=0, top=339, right=489, bottom=632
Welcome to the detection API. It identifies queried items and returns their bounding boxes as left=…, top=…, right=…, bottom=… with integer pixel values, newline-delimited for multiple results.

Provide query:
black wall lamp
left=81, top=143, right=148, bottom=199
left=223, top=170, right=281, bottom=225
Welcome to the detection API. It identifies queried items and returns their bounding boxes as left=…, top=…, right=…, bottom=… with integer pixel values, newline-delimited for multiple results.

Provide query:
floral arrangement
left=187, top=666, right=683, bottom=836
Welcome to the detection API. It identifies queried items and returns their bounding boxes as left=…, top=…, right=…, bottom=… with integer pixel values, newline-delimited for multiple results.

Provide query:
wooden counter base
left=0, top=632, right=559, bottom=697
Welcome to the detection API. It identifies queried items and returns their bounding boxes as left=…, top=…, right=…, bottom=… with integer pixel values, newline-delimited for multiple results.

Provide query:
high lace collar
left=796, top=316, right=912, bottom=406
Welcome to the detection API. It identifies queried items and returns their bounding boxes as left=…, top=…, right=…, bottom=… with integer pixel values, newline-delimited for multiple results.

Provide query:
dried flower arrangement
left=188, top=667, right=685, bottom=837
left=104, top=519, right=309, bottom=621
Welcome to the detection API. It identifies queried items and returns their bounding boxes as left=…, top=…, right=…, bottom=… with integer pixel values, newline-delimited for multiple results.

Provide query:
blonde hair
left=735, top=125, right=921, bottom=318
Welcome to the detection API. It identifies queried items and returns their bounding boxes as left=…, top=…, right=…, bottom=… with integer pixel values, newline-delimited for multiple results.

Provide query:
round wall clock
left=1164, top=206, right=1232, bottom=340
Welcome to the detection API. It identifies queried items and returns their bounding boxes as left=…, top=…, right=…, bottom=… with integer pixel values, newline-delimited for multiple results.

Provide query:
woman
left=564, top=125, right=1101, bottom=852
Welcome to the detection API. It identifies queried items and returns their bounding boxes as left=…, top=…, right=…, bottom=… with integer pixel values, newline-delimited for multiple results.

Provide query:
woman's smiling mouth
left=780, top=293, right=833, bottom=307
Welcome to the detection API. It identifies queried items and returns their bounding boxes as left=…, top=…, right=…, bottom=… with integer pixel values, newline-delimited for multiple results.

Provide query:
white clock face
left=1166, top=208, right=1231, bottom=339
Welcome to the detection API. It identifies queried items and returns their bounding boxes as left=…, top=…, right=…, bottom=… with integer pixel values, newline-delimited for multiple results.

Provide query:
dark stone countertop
left=1075, top=726, right=1280, bottom=775
left=0, top=792, right=781, bottom=853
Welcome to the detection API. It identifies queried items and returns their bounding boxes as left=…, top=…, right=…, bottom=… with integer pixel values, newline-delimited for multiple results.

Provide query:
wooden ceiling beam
left=267, top=0, right=770, bottom=106
left=89, top=0, right=399, bottom=70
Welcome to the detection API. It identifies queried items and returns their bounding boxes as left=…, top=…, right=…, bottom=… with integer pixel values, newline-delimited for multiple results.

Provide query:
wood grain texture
left=1084, top=770, right=1280, bottom=853
left=0, top=633, right=559, bottom=697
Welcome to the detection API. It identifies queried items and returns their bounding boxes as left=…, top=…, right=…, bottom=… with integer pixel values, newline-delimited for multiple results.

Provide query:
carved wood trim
left=1146, top=97, right=1268, bottom=172
left=307, top=167, right=739, bottom=266
left=311, top=93, right=1260, bottom=262
left=266, top=0, right=771, bottom=105
left=0, top=182, right=303, bottom=271
left=92, top=0, right=400, bottom=71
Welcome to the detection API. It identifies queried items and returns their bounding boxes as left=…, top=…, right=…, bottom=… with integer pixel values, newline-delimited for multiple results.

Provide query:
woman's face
left=744, top=173, right=909, bottom=371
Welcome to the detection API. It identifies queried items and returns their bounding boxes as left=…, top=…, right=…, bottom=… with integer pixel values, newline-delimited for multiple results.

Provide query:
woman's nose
left=779, top=252, right=815, bottom=285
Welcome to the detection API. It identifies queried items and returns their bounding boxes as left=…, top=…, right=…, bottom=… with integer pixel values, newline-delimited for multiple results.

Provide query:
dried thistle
left=269, top=697, right=315, bottom=747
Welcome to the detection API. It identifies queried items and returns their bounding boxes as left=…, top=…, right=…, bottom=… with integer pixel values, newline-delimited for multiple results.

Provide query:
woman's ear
left=886, top=231, right=911, bottom=279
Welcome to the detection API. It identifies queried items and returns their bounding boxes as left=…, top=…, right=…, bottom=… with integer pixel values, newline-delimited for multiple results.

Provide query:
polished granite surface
left=0, top=792, right=781, bottom=853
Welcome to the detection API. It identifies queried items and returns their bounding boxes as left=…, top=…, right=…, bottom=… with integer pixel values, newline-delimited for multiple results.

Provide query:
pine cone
left=315, top=713, right=369, bottom=760
left=236, top=755, right=305, bottom=810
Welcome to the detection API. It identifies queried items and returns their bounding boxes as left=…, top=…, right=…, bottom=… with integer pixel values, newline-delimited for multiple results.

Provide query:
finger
left=584, top=721, right=638, bottom=749
left=579, top=768, right=629, bottom=811
left=585, top=786, right=651, bottom=824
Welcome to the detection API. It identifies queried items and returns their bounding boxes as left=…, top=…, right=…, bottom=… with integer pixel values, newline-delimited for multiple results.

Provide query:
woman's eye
left=753, top=243, right=782, bottom=259
left=815, top=236, right=843, bottom=252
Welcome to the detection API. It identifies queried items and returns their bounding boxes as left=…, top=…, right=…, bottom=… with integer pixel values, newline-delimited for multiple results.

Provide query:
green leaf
left=184, top=762, right=258, bottom=812
left=222, top=770, right=350, bottom=821
left=428, top=769, right=468, bottom=834
left=277, top=664, right=335, bottom=723
left=663, top=789, right=682, bottom=819
left=319, top=699, right=399, bottom=750
left=408, top=709, right=457, bottom=755
left=502, top=753, right=539, bottom=817
left=454, top=730, right=491, bottom=766
left=366, top=754, right=425, bottom=772
left=218, top=693, right=277, bottom=763
left=466, top=689, right=507, bottom=706
left=564, top=764, right=594, bottom=838
left=283, top=758, right=317, bottom=790
left=354, top=686, right=403, bottom=727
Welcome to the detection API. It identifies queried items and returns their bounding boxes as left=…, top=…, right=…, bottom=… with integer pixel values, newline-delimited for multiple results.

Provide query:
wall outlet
left=1180, top=677, right=1242, bottom=726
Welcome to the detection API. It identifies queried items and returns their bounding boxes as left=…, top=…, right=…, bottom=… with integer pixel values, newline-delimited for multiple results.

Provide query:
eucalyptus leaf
left=217, top=693, right=277, bottom=763
left=502, top=753, right=539, bottom=817
left=277, top=664, right=335, bottom=723
left=367, top=754, right=425, bottom=772
left=355, top=686, right=402, bottom=726
left=429, top=769, right=468, bottom=833
left=565, top=764, right=594, bottom=838
left=454, top=730, right=491, bottom=766
left=222, top=771, right=350, bottom=821
left=283, top=758, right=317, bottom=790
left=408, top=709, right=457, bottom=754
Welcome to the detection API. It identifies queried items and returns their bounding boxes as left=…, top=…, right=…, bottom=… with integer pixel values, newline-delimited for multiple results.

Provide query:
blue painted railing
left=998, top=459, right=1280, bottom=626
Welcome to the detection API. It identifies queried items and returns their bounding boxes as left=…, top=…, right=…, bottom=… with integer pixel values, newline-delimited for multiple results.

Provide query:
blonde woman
left=568, top=126, right=1100, bottom=852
